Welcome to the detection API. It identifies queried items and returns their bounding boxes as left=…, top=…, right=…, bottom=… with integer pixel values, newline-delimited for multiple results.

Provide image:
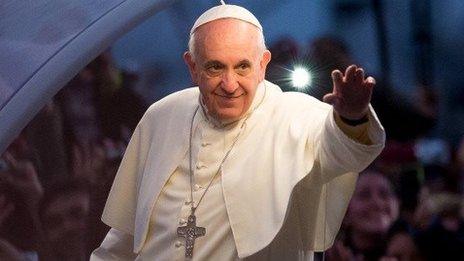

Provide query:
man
left=91, top=3, right=385, bottom=260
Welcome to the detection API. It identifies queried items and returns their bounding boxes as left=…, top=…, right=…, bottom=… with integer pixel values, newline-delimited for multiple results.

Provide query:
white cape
left=100, top=81, right=385, bottom=258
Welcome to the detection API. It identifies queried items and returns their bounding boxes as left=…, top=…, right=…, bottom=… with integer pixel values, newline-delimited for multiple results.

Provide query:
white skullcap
left=190, top=3, right=262, bottom=35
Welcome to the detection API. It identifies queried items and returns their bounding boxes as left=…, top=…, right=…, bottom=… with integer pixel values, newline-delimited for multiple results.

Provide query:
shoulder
left=148, top=87, right=199, bottom=112
left=146, top=87, right=199, bottom=116
left=139, top=87, right=199, bottom=127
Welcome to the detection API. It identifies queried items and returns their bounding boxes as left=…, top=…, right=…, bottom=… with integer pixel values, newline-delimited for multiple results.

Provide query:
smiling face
left=184, top=18, right=271, bottom=121
left=347, top=172, right=399, bottom=235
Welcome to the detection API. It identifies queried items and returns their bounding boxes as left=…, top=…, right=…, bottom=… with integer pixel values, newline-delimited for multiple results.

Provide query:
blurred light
left=291, top=67, right=312, bottom=89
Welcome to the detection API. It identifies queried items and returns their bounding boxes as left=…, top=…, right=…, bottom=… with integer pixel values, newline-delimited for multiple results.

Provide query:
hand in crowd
left=72, top=143, right=106, bottom=184
left=0, top=153, right=38, bottom=261
left=323, top=65, right=375, bottom=120
left=0, top=152, right=43, bottom=209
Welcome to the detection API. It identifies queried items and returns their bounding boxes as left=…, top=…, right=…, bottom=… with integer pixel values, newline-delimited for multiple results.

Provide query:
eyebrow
left=203, top=59, right=252, bottom=69
left=203, top=60, right=224, bottom=68
left=234, top=60, right=252, bottom=68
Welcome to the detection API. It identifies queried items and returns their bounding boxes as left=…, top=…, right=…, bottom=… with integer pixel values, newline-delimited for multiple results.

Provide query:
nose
left=220, top=70, right=239, bottom=94
left=369, top=192, right=386, bottom=210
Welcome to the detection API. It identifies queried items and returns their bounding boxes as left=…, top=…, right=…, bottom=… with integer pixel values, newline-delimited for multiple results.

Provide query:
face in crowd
left=41, top=190, right=90, bottom=259
left=184, top=18, right=271, bottom=121
left=347, top=171, right=399, bottom=235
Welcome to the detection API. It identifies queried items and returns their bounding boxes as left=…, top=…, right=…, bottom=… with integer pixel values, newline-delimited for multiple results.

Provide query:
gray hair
left=188, top=26, right=267, bottom=61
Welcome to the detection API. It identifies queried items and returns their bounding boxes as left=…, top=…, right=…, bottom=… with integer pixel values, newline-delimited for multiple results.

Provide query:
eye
left=205, top=64, right=224, bottom=76
left=355, top=189, right=370, bottom=200
left=235, top=63, right=251, bottom=75
left=239, top=64, right=248, bottom=70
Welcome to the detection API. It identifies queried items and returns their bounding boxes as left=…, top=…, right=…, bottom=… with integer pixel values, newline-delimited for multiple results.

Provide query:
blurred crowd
left=1, top=37, right=463, bottom=260
left=0, top=50, right=147, bottom=260
left=269, top=36, right=464, bottom=261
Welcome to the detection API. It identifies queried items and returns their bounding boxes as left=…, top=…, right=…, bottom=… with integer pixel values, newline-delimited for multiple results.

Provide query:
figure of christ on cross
left=177, top=214, right=206, bottom=257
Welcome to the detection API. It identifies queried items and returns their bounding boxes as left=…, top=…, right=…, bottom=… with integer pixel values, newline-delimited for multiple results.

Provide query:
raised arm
left=313, top=64, right=385, bottom=181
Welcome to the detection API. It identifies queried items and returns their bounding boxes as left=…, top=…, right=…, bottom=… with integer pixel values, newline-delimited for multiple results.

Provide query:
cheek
left=199, top=74, right=221, bottom=88
left=388, top=199, right=399, bottom=218
left=241, top=77, right=259, bottom=95
left=348, top=200, right=377, bottom=224
left=348, top=200, right=365, bottom=215
left=198, top=79, right=218, bottom=99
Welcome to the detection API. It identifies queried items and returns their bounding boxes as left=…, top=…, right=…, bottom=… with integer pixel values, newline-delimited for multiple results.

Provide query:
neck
left=199, top=98, right=241, bottom=128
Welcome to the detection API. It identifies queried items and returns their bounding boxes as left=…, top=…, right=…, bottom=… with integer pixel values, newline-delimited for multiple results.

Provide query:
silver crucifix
left=177, top=214, right=206, bottom=257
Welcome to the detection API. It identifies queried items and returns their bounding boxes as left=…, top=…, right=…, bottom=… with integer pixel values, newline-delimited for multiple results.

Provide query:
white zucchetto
left=190, top=4, right=263, bottom=35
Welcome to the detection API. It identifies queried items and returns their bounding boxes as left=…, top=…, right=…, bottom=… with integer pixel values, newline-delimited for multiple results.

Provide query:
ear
left=259, top=50, right=272, bottom=82
left=183, top=51, right=198, bottom=84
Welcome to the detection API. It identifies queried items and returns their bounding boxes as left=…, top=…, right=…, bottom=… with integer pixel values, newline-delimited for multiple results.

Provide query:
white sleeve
left=90, top=228, right=137, bottom=261
left=316, top=105, right=385, bottom=182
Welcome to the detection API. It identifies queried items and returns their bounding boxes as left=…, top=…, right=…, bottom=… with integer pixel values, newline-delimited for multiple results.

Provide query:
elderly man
left=91, top=3, right=385, bottom=261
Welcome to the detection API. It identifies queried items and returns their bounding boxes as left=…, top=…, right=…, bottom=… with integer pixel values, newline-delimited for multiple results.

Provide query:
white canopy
left=0, top=0, right=178, bottom=153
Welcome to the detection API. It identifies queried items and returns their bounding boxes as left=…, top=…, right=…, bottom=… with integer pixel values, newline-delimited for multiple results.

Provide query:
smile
left=214, top=93, right=245, bottom=99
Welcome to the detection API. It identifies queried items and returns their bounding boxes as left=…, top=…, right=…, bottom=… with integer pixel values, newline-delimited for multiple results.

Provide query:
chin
left=217, top=113, right=241, bottom=121
left=216, top=108, right=244, bottom=121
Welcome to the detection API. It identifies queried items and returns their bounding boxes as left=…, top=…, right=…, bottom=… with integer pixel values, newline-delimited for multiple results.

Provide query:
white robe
left=92, top=81, right=385, bottom=259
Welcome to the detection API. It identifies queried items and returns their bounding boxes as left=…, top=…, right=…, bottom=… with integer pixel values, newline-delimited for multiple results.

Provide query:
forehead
left=195, top=18, right=261, bottom=61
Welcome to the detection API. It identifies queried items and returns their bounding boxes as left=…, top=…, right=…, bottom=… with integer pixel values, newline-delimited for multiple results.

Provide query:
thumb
left=323, top=93, right=337, bottom=105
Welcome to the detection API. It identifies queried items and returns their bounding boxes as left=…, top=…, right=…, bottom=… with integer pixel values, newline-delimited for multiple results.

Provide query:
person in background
left=327, top=170, right=399, bottom=261
left=380, top=219, right=423, bottom=261
left=0, top=142, right=43, bottom=261
left=38, top=178, right=91, bottom=261
left=414, top=192, right=464, bottom=260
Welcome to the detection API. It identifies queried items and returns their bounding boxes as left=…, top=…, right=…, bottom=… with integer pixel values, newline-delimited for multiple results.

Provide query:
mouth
left=214, top=93, right=245, bottom=99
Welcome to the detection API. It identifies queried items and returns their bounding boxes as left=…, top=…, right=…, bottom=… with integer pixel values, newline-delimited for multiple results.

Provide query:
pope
left=91, top=3, right=385, bottom=260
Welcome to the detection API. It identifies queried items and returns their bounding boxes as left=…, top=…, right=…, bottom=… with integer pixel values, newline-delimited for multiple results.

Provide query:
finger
left=331, top=70, right=343, bottom=93
left=3, top=153, right=17, bottom=170
left=360, top=76, right=375, bottom=103
left=365, top=76, right=376, bottom=86
left=344, top=65, right=357, bottom=82
left=364, top=76, right=376, bottom=93
left=355, top=68, right=364, bottom=84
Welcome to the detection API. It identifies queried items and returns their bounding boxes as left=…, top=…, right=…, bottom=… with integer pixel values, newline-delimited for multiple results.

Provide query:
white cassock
left=91, top=80, right=385, bottom=260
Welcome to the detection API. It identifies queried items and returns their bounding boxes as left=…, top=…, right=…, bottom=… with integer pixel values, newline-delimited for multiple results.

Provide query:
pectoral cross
left=177, top=214, right=206, bottom=257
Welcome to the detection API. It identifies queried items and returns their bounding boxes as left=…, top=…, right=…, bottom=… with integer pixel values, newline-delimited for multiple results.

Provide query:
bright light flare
left=291, top=67, right=312, bottom=89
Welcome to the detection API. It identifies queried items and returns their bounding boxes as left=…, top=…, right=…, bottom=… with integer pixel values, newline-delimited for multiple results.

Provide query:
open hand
left=323, top=65, right=375, bottom=120
left=0, top=152, right=43, bottom=208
